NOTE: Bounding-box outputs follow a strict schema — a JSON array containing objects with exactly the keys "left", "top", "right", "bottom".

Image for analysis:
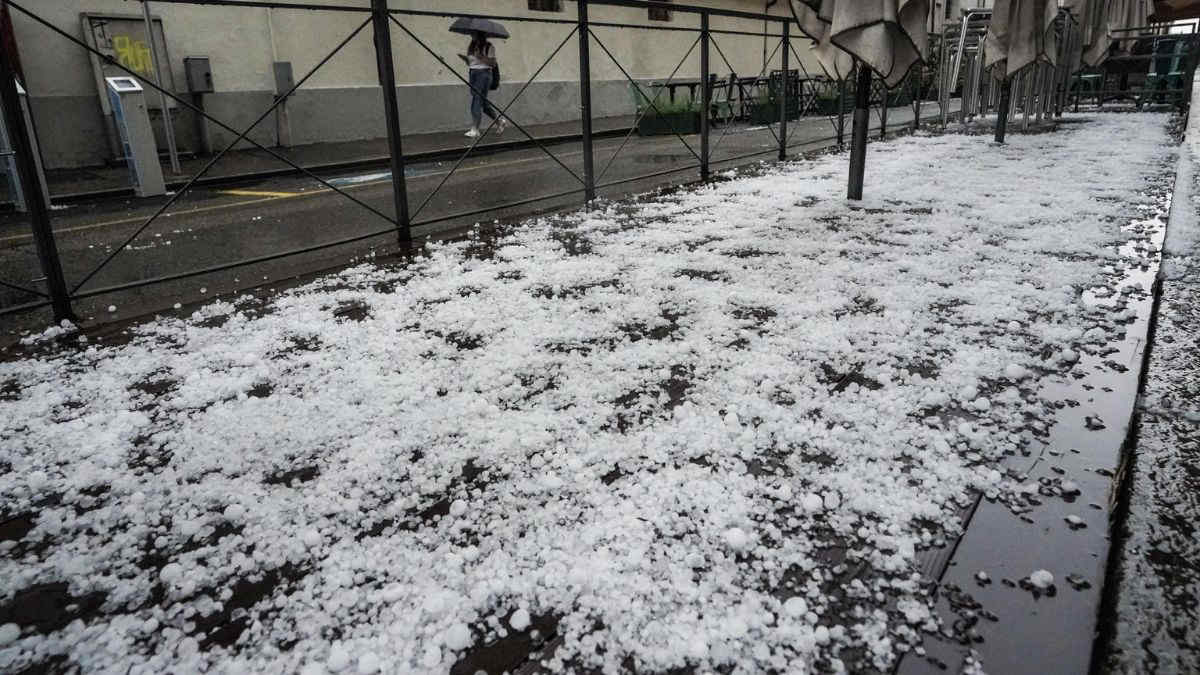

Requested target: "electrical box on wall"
[
  {"left": 184, "top": 56, "right": 214, "bottom": 93},
  {"left": 273, "top": 62, "right": 294, "bottom": 96}
]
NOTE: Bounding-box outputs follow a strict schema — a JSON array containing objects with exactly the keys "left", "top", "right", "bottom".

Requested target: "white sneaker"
[{"left": 465, "top": 127, "right": 480, "bottom": 138}]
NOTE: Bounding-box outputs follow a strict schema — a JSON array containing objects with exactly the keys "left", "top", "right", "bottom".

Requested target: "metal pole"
[
  {"left": 779, "top": 20, "right": 789, "bottom": 160},
  {"left": 371, "top": 0, "right": 410, "bottom": 245},
  {"left": 578, "top": 0, "right": 596, "bottom": 201},
  {"left": 837, "top": 75, "right": 847, "bottom": 145},
  {"left": 847, "top": 62, "right": 872, "bottom": 200},
  {"left": 0, "top": 25, "right": 73, "bottom": 321},
  {"left": 700, "top": 11, "right": 710, "bottom": 180},
  {"left": 141, "top": 1, "right": 180, "bottom": 174},
  {"left": 994, "top": 76, "right": 1011, "bottom": 143},
  {"left": 879, "top": 75, "right": 888, "bottom": 140}
]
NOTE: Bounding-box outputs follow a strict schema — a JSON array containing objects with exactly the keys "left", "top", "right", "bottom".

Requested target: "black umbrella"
[{"left": 449, "top": 17, "right": 510, "bottom": 39}]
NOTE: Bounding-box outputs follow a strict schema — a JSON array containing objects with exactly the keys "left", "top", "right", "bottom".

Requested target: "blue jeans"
[{"left": 469, "top": 68, "right": 498, "bottom": 128}]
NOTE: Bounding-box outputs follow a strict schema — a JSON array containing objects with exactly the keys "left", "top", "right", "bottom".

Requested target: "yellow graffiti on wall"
[{"left": 112, "top": 35, "right": 154, "bottom": 75}]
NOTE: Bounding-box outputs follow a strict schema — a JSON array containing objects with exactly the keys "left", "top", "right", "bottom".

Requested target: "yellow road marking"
[
  {"left": 0, "top": 147, "right": 586, "bottom": 244},
  {"left": 219, "top": 189, "right": 301, "bottom": 198}
]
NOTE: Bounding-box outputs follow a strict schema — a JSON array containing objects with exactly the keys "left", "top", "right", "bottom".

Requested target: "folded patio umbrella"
[
  {"left": 448, "top": 17, "right": 510, "bottom": 39},
  {"left": 790, "top": 1, "right": 855, "bottom": 80},
  {"left": 788, "top": 0, "right": 932, "bottom": 201},
  {"left": 984, "top": 0, "right": 1059, "bottom": 78},
  {"left": 1064, "top": 0, "right": 1111, "bottom": 68},
  {"left": 789, "top": 0, "right": 929, "bottom": 87}
]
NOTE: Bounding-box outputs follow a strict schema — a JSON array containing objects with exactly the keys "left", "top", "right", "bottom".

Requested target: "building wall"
[{"left": 11, "top": 0, "right": 819, "bottom": 169}]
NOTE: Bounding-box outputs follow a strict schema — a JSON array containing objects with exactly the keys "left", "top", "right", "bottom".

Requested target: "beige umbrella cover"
[
  {"left": 789, "top": 0, "right": 929, "bottom": 87},
  {"left": 1064, "top": 0, "right": 1111, "bottom": 68},
  {"left": 984, "top": 0, "right": 1059, "bottom": 78}
]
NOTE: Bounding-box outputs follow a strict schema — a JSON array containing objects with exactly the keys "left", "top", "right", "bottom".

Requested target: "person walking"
[{"left": 462, "top": 31, "right": 507, "bottom": 138}]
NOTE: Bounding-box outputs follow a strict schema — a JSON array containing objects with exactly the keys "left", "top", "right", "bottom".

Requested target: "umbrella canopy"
[
  {"left": 1064, "top": 0, "right": 1111, "bottom": 68},
  {"left": 448, "top": 17, "right": 510, "bottom": 39},
  {"left": 983, "top": 0, "right": 1059, "bottom": 78},
  {"left": 788, "top": 0, "right": 929, "bottom": 87}
]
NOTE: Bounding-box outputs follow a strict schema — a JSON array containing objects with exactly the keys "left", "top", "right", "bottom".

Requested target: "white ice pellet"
[
  {"left": 449, "top": 499, "right": 468, "bottom": 517},
  {"left": 223, "top": 503, "right": 245, "bottom": 520},
  {"left": 802, "top": 493, "right": 824, "bottom": 513},
  {"left": 0, "top": 623, "right": 20, "bottom": 647},
  {"left": 823, "top": 492, "right": 841, "bottom": 510},
  {"left": 510, "top": 608, "right": 531, "bottom": 631},
  {"left": 1061, "top": 480, "right": 1081, "bottom": 495},
  {"left": 814, "top": 625, "right": 831, "bottom": 644},
  {"left": 724, "top": 527, "right": 750, "bottom": 550},
  {"left": 356, "top": 652, "right": 380, "bottom": 674},
  {"left": 421, "top": 645, "right": 442, "bottom": 668},
  {"left": 1005, "top": 364, "right": 1028, "bottom": 380},
  {"left": 972, "top": 397, "right": 991, "bottom": 411},
  {"left": 159, "top": 563, "right": 183, "bottom": 584},
  {"left": 326, "top": 644, "right": 351, "bottom": 672},
  {"left": 107, "top": 305, "right": 117, "bottom": 313},
  {"left": 301, "top": 529, "right": 323, "bottom": 549},
  {"left": 784, "top": 597, "right": 808, "bottom": 618},
  {"left": 1030, "top": 569, "right": 1054, "bottom": 589},
  {"left": 444, "top": 622, "right": 472, "bottom": 651}
]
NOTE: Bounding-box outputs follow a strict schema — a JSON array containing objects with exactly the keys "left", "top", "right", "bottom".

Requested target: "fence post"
[
  {"left": 578, "top": 0, "right": 596, "bottom": 201},
  {"left": 779, "top": 19, "right": 789, "bottom": 161},
  {"left": 700, "top": 11, "right": 710, "bottom": 181},
  {"left": 0, "top": 26, "right": 73, "bottom": 321},
  {"left": 371, "top": 0, "right": 410, "bottom": 245}
]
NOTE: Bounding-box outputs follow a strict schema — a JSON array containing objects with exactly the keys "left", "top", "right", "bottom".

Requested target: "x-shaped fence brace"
[
  {"left": 0, "top": 278, "right": 45, "bottom": 298},
  {"left": 8, "top": 0, "right": 412, "bottom": 298},
  {"left": 390, "top": 14, "right": 592, "bottom": 225},
  {"left": 593, "top": 34, "right": 701, "bottom": 184},
  {"left": 589, "top": 30, "right": 704, "bottom": 174},
  {"left": 707, "top": 33, "right": 785, "bottom": 154},
  {"left": 390, "top": 18, "right": 585, "bottom": 224}
]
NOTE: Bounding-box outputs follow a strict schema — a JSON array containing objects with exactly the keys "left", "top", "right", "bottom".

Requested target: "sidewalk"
[
  {"left": 1100, "top": 81, "right": 1200, "bottom": 673},
  {"left": 0, "top": 110, "right": 1174, "bottom": 675},
  {"left": 44, "top": 115, "right": 639, "bottom": 200}
]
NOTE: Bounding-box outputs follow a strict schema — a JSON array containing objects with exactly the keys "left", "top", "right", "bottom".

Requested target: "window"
[
  {"left": 528, "top": 0, "right": 563, "bottom": 11},
  {"left": 649, "top": 0, "right": 672, "bottom": 22}
]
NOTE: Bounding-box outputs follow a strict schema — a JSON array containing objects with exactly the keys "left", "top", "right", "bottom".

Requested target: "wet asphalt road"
[{"left": 0, "top": 102, "right": 949, "bottom": 340}]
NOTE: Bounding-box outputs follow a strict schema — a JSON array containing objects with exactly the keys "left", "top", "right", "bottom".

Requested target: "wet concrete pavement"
[
  {"left": 898, "top": 159, "right": 1176, "bottom": 675},
  {"left": 1100, "top": 112, "right": 1200, "bottom": 673},
  {"left": 0, "top": 101, "right": 952, "bottom": 341}
]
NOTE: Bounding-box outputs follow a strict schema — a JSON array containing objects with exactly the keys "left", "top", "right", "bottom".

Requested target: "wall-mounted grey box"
[
  {"left": 273, "top": 62, "right": 294, "bottom": 95},
  {"left": 184, "top": 56, "right": 213, "bottom": 93}
]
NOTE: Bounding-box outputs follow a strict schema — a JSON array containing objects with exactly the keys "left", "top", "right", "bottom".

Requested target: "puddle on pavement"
[{"left": 900, "top": 171, "right": 1176, "bottom": 674}]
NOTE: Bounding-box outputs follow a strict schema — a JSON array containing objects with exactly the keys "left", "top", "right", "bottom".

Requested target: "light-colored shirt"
[{"left": 468, "top": 42, "right": 495, "bottom": 70}]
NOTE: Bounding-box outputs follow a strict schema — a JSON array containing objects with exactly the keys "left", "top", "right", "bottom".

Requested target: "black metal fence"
[{"left": 0, "top": 0, "right": 941, "bottom": 322}]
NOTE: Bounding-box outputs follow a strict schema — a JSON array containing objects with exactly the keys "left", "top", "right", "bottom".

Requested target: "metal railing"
[{"left": 0, "top": 0, "right": 944, "bottom": 321}]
